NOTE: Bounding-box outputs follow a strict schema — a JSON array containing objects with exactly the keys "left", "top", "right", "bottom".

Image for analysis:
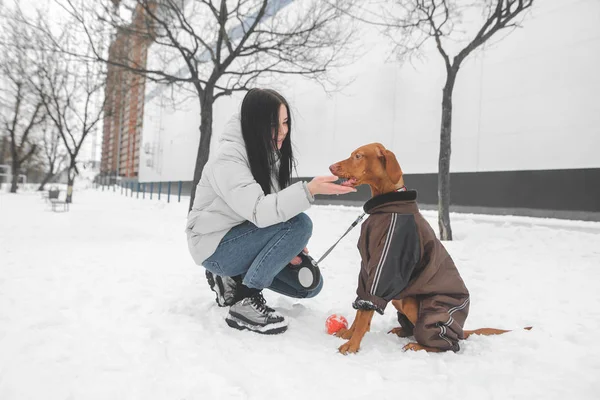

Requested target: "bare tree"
[
  {"left": 58, "top": 0, "right": 356, "bottom": 209},
  {"left": 37, "top": 121, "right": 67, "bottom": 191},
  {"left": 0, "top": 9, "right": 46, "bottom": 193},
  {"left": 350, "top": 0, "right": 533, "bottom": 240},
  {"left": 34, "top": 18, "right": 107, "bottom": 203}
]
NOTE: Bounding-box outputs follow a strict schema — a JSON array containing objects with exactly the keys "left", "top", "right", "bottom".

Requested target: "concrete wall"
[{"left": 138, "top": 0, "right": 600, "bottom": 200}]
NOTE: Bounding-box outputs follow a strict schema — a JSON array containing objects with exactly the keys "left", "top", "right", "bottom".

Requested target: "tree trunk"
[
  {"left": 38, "top": 169, "right": 55, "bottom": 191},
  {"left": 189, "top": 87, "right": 215, "bottom": 211},
  {"left": 10, "top": 157, "right": 19, "bottom": 193},
  {"left": 0, "top": 136, "right": 7, "bottom": 166},
  {"left": 66, "top": 165, "right": 75, "bottom": 203},
  {"left": 438, "top": 70, "right": 458, "bottom": 241}
]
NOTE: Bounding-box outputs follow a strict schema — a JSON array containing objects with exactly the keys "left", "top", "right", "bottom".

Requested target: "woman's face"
[{"left": 273, "top": 104, "right": 289, "bottom": 150}]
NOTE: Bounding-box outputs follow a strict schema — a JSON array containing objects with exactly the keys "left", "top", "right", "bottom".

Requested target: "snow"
[{"left": 1, "top": 190, "right": 599, "bottom": 399}]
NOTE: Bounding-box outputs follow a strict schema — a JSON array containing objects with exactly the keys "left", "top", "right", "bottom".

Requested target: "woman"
[{"left": 186, "top": 88, "right": 356, "bottom": 334}]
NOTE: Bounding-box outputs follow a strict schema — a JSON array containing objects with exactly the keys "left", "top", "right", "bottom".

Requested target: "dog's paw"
[
  {"left": 402, "top": 342, "right": 426, "bottom": 352},
  {"left": 388, "top": 327, "right": 411, "bottom": 338},
  {"left": 402, "top": 342, "right": 443, "bottom": 352},
  {"left": 335, "top": 327, "right": 354, "bottom": 340},
  {"left": 338, "top": 340, "right": 360, "bottom": 355}
]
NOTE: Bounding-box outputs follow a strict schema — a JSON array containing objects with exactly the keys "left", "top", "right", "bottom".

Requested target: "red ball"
[{"left": 326, "top": 314, "right": 348, "bottom": 335}]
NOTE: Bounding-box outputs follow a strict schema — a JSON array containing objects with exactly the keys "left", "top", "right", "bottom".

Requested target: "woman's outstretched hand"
[{"left": 307, "top": 175, "right": 357, "bottom": 196}]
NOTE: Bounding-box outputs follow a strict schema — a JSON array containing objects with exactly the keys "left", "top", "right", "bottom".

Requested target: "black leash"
[
  {"left": 291, "top": 211, "right": 366, "bottom": 290},
  {"left": 316, "top": 212, "right": 366, "bottom": 265}
]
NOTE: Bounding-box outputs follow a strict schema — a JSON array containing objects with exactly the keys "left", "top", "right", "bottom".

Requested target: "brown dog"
[{"left": 329, "top": 143, "right": 530, "bottom": 354}]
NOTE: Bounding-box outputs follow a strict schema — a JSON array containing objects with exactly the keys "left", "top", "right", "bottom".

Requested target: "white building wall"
[{"left": 139, "top": 0, "right": 600, "bottom": 183}]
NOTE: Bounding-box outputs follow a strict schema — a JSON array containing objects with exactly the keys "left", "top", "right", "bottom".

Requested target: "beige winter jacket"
[{"left": 186, "top": 115, "right": 315, "bottom": 265}]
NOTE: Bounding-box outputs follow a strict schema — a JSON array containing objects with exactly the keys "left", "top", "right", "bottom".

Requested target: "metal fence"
[{"left": 97, "top": 180, "right": 185, "bottom": 203}]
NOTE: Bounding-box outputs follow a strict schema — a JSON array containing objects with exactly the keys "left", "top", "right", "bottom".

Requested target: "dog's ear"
[{"left": 376, "top": 145, "right": 403, "bottom": 183}]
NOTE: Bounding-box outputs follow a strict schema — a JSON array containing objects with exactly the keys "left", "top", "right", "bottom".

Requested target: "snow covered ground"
[{"left": 1, "top": 190, "right": 599, "bottom": 399}]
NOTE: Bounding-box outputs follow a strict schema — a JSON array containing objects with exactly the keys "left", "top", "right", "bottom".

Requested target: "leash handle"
[{"left": 316, "top": 212, "right": 366, "bottom": 265}]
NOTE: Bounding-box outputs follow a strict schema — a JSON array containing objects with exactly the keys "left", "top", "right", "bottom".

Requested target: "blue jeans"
[{"left": 203, "top": 213, "right": 323, "bottom": 299}]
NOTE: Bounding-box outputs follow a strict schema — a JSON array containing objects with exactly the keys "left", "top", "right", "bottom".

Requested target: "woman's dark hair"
[{"left": 240, "top": 88, "right": 294, "bottom": 195}]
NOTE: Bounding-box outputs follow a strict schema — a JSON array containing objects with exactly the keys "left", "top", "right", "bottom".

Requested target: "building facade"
[{"left": 101, "top": 5, "right": 151, "bottom": 182}]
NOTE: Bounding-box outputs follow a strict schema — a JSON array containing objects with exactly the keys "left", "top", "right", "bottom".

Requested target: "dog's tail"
[{"left": 463, "top": 326, "right": 532, "bottom": 339}]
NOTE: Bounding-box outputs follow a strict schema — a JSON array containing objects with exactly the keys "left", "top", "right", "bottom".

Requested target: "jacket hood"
[
  {"left": 220, "top": 114, "right": 244, "bottom": 145},
  {"left": 220, "top": 113, "right": 282, "bottom": 167}
]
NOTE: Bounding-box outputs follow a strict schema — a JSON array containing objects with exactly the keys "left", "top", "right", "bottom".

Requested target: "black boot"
[{"left": 205, "top": 270, "right": 241, "bottom": 307}]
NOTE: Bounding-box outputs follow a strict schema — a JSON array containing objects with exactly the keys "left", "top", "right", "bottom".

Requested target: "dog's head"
[{"left": 329, "top": 143, "right": 403, "bottom": 192}]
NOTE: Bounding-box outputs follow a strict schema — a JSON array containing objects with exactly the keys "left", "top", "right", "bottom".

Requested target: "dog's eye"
[{"left": 355, "top": 154, "right": 362, "bottom": 159}]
